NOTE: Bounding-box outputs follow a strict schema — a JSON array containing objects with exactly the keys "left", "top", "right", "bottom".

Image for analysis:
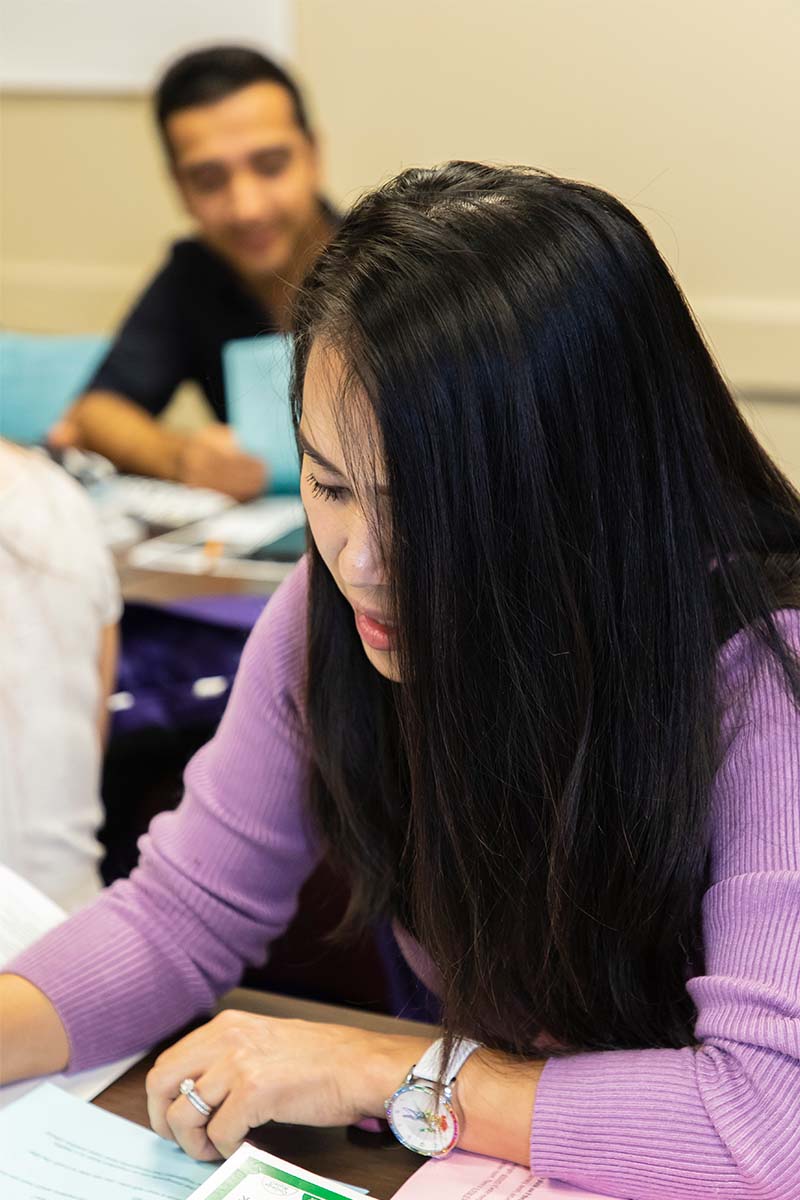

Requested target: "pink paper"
[{"left": 392, "top": 1149, "right": 624, "bottom": 1199}]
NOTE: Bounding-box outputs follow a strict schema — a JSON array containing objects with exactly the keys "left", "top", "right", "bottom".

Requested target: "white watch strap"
[{"left": 413, "top": 1036, "right": 480, "bottom": 1085}]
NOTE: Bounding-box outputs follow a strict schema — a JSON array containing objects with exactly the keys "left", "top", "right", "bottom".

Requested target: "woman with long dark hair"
[{"left": 3, "top": 163, "right": 800, "bottom": 1199}]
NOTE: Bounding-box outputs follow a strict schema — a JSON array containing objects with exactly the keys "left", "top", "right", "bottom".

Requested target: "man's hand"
[
  {"left": 47, "top": 394, "right": 268, "bottom": 501},
  {"left": 48, "top": 412, "right": 83, "bottom": 449},
  {"left": 177, "top": 424, "right": 268, "bottom": 501}
]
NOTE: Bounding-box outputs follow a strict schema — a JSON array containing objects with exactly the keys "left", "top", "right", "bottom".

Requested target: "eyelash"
[{"left": 306, "top": 472, "right": 344, "bottom": 503}]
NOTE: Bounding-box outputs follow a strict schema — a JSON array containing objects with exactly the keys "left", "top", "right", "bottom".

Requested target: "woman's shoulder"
[
  {"left": 251, "top": 554, "right": 310, "bottom": 647},
  {"left": 1, "top": 445, "right": 101, "bottom": 554},
  {"left": 711, "top": 607, "right": 800, "bottom": 878},
  {"left": 240, "top": 555, "right": 311, "bottom": 725},
  {"left": 717, "top": 607, "right": 800, "bottom": 693},
  {"left": 715, "top": 606, "right": 800, "bottom": 738},
  {"left": 0, "top": 445, "right": 121, "bottom": 624},
  {"left": 1, "top": 444, "right": 96, "bottom": 527}
]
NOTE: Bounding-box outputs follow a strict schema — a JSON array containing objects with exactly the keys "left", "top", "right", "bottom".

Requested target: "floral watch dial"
[{"left": 384, "top": 1081, "right": 459, "bottom": 1157}]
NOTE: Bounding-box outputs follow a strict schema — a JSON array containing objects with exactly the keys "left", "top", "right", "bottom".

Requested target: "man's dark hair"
[{"left": 155, "top": 45, "right": 313, "bottom": 156}]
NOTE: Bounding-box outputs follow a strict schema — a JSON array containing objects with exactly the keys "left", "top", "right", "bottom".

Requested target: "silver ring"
[{"left": 179, "top": 1077, "right": 213, "bottom": 1119}]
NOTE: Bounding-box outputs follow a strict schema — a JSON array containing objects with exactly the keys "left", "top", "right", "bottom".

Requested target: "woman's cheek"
[{"left": 305, "top": 501, "right": 341, "bottom": 575}]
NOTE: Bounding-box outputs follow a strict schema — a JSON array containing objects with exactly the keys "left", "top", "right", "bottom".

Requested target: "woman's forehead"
[
  {"left": 301, "top": 340, "right": 385, "bottom": 485},
  {"left": 300, "top": 343, "right": 351, "bottom": 462},
  {"left": 304, "top": 337, "right": 346, "bottom": 394},
  {"left": 301, "top": 341, "right": 347, "bottom": 434}
]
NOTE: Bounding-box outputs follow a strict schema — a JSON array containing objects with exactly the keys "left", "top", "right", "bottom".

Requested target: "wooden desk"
[
  {"left": 93, "top": 988, "right": 435, "bottom": 1198},
  {"left": 117, "top": 559, "right": 282, "bottom": 605}
]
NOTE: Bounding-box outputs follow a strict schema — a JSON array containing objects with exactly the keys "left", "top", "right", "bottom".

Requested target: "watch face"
[{"left": 385, "top": 1081, "right": 458, "bottom": 1158}]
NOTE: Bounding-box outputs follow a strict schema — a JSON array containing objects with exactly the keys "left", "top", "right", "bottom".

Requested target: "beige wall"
[
  {"left": 2, "top": 0, "right": 798, "bottom": 472},
  {"left": 1, "top": 93, "right": 187, "bottom": 332},
  {"left": 297, "top": 0, "right": 799, "bottom": 394}
]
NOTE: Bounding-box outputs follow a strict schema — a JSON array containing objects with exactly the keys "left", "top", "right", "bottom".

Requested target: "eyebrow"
[
  {"left": 178, "top": 144, "right": 293, "bottom": 175},
  {"left": 297, "top": 431, "right": 347, "bottom": 478},
  {"left": 297, "top": 430, "right": 391, "bottom": 495},
  {"left": 250, "top": 145, "right": 292, "bottom": 161}
]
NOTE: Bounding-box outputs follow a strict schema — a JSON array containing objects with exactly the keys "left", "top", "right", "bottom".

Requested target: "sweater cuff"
[
  {"left": 7, "top": 895, "right": 215, "bottom": 1073},
  {"left": 529, "top": 1046, "right": 730, "bottom": 1199}
]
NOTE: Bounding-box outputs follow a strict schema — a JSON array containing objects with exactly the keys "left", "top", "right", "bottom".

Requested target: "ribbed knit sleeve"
[
  {"left": 7, "top": 558, "right": 319, "bottom": 1072},
  {"left": 530, "top": 610, "right": 800, "bottom": 1200}
]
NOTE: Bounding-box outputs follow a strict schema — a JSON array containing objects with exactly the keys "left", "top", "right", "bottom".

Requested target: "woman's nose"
[{"left": 339, "top": 515, "right": 385, "bottom": 589}]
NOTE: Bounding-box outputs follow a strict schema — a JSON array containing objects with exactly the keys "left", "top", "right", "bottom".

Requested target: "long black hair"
[{"left": 291, "top": 162, "right": 800, "bottom": 1056}]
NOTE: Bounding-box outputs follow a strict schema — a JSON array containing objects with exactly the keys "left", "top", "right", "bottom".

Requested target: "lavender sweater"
[{"left": 10, "top": 558, "right": 800, "bottom": 1199}]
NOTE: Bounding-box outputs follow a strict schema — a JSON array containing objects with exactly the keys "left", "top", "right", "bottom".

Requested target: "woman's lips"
[{"left": 354, "top": 608, "right": 397, "bottom": 652}]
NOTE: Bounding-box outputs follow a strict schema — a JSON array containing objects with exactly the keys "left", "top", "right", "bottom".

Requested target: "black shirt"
[{"left": 88, "top": 239, "right": 274, "bottom": 422}]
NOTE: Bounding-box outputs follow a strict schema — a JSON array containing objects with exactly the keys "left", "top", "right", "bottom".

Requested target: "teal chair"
[
  {"left": 0, "top": 331, "right": 110, "bottom": 445},
  {"left": 223, "top": 334, "right": 300, "bottom": 494}
]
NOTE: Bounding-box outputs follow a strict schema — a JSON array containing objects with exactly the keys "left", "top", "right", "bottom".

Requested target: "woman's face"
[{"left": 299, "top": 340, "right": 400, "bottom": 682}]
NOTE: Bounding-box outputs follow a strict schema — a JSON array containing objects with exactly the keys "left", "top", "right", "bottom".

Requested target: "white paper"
[
  {"left": 0, "top": 1083, "right": 215, "bottom": 1198},
  {"left": 0, "top": 865, "right": 142, "bottom": 1110},
  {"left": 190, "top": 497, "right": 306, "bottom": 552},
  {"left": 0, "top": 1053, "right": 144, "bottom": 1112},
  {"left": 0, "top": 864, "right": 65, "bottom": 963},
  {"left": 128, "top": 496, "right": 305, "bottom": 569}
]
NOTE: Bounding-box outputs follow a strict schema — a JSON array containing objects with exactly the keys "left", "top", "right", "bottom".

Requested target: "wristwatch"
[{"left": 384, "top": 1037, "right": 480, "bottom": 1157}]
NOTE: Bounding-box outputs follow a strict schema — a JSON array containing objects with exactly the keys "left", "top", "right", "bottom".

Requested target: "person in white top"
[{"left": 0, "top": 441, "right": 120, "bottom": 911}]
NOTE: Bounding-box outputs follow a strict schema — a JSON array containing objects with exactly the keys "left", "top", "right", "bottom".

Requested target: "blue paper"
[
  {"left": 223, "top": 334, "right": 300, "bottom": 494},
  {"left": 0, "top": 1082, "right": 215, "bottom": 1198},
  {"left": 0, "top": 331, "right": 109, "bottom": 445}
]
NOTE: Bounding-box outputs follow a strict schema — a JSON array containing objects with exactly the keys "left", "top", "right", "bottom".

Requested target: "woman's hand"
[{"left": 146, "top": 1009, "right": 432, "bottom": 1161}]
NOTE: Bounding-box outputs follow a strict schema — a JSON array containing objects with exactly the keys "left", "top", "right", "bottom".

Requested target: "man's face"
[{"left": 166, "top": 81, "right": 322, "bottom": 281}]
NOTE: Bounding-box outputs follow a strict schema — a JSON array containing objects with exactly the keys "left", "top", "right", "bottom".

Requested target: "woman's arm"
[
  {"left": 0, "top": 976, "right": 69, "bottom": 1083},
  {"left": 457, "top": 1050, "right": 545, "bottom": 1163},
  {"left": 2, "top": 560, "right": 318, "bottom": 1077},
  {"left": 96, "top": 622, "right": 119, "bottom": 747}
]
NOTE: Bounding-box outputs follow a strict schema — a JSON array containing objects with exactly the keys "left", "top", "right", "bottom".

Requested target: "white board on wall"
[{"left": 0, "top": 0, "right": 295, "bottom": 92}]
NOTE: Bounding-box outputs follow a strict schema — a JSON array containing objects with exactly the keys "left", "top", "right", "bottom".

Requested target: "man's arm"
[
  {"left": 51, "top": 392, "right": 267, "bottom": 500},
  {"left": 51, "top": 391, "right": 187, "bottom": 480},
  {"left": 48, "top": 246, "right": 265, "bottom": 498}
]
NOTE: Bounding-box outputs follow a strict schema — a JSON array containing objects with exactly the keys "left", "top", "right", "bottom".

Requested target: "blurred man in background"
[{"left": 50, "top": 46, "right": 336, "bottom": 499}]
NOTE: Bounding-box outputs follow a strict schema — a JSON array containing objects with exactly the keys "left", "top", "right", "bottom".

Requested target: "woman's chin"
[{"left": 362, "top": 640, "right": 402, "bottom": 682}]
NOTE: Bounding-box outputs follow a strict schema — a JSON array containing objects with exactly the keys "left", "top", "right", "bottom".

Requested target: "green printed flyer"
[{"left": 189, "top": 1142, "right": 366, "bottom": 1200}]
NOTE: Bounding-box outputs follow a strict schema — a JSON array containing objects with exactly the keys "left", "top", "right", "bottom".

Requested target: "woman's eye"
[{"left": 306, "top": 472, "right": 344, "bottom": 502}]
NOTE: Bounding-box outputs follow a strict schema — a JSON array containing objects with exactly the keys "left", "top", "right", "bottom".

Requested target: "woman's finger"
[
  {"left": 206, "top": 1076, "right": 271, "bottom": 1162},
  {"left": 146, "top": 1069, "right": 179, "bottom": 1142},
  {"left": 146, "top": 1025, "right": 227, "bottom": 1139},
  {"left": 164, "top": 1068, "right": 231, "bottom": 1162}
]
